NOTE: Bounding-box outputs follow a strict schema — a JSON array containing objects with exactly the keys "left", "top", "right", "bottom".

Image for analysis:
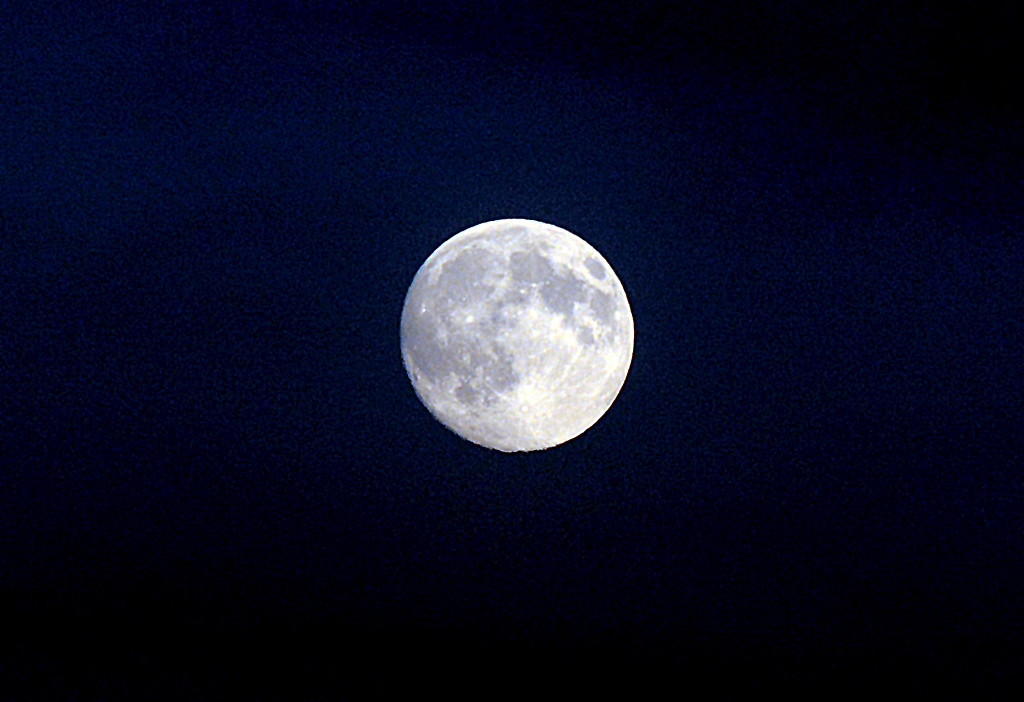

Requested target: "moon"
[{"left": 400, "top": 219, "right": 633, "bottom": 452}]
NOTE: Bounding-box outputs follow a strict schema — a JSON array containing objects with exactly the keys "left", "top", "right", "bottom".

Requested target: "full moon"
[{"left": 400, "top": 219, "right": 633, "bottom": 452}]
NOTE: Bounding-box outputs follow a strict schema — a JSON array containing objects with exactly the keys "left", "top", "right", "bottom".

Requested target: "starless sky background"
[{"left": 2, "top": 0, "right": 1023, "bottom": 696}]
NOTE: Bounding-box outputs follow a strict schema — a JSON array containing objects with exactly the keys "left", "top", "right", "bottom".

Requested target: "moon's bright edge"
[{"left": 401, "top": 219, "right": 633, "bottom": 451}]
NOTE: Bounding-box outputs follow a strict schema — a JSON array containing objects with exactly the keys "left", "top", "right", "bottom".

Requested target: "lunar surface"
[{"left": 400, "top": 219, "right": 633, "bottom": 451}]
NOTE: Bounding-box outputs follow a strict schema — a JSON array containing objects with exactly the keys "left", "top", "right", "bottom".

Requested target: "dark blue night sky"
[{"left": 2, "top": 1, "right": 1023, "bottom": 696}]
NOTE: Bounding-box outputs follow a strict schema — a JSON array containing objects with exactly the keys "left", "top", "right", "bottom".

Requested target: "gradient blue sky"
[{"left": 2, "top": 1, "right": 1022, "bottom": 696}]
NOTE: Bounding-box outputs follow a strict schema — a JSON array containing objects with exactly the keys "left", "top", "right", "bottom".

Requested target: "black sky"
[{"left": 2, "top": 0, "right": 1023, "bottom": 696}]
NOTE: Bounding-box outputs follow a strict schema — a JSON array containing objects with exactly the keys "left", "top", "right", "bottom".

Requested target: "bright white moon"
[{"left": 400, "top": 219, "right": 633, "bottom": 451}]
